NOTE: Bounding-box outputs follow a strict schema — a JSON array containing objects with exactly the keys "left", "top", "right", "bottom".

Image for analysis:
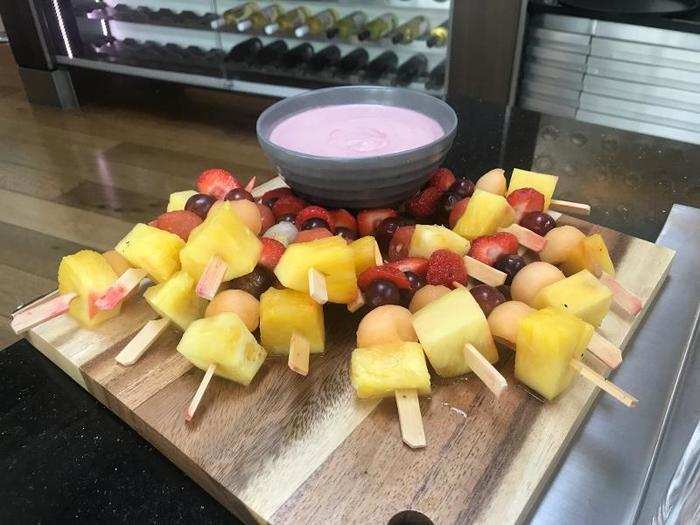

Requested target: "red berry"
[
  {"left": 426, "top": 249, "right": 468, "bottom": 287},
  {"left": 259, "top": 187, "right": 293, "bottom": 208},
  {"left": 329, "top": 209, "right": 357, "bottom": 233},
  {"left": 429, "top": 167, "right": 457, "bottom": 192},
  {"left": 387, "top": 257, "right": 428, "bottom": 276},
  {"left": 259, "top": 237, "right": 285, "bottom": 270},
  {"left": 467, "top": 232, "right": 519, "bottom": 266},
  {"left": 295, "top": 206, "right": 335, "bottom": 233},
  {"left": 357, "top": 265, "right": 411, "bottom": 291},
  {"left": 356, "top": 208, "right": 398, "bottom": 237},
  {"left": 294, "top": 228, "right": 333, "bottom": 243},
  {"left": 506, "top": 187, "right": 545, "bottom": 222},
  {"left": 448, "top": 197, "right": 470, "bottom": 228},
  {"left": 257, "top": 203, "right": 275, "bottom": 233},
  {"left": 149, "top": 210, "right": 202, "bottom": 241},
  {"left": 407, "top": 187, "right": 442, "bottom": 218},
  {"left": 272, "top": 195, "right": 306, "bottom": 219},
  {"left": 196, "top": 168, "right": 241, "bottom": 200},
  {"left": 388, "top": 225, "right": 415, "bottom": 261}
]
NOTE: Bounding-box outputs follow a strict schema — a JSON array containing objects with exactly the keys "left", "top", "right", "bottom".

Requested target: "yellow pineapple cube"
[
  {"left": 561, "top": 234, "right": 615, "bottom": 277},
  {"left": 177, "top": 312, "right": 267, "bottom": 386},
  {"left": 274, "top": 236, "right": 357, "bottom": 304},
  {"left": 350, "top": 342, "right": 431, "bottom": 399},
  {"left": 166, "top": 190, "right": 198, "bottom": 212},
  {"left": 58, "top": 250, "right": 121, "bottom": 328},
  {"left": 412, "top": 288, "right": 498, "bottom": 377},
  {"left": 144, "top": 271, "right": 206, "bottom": 331},
  {"left": 409, "top": 224, "right": 470, "bottom": 258},
  {"left": 349, "top": 236, "right": 381, "bottom": 275},
  {"left": 507, "top": 168, "right": 559, "bottom": 209},
  {"left": 453, "top": 189, "right": 515, "bottom": 240},
  {"left": 533, "top": 269, "right": 612, "bottom": 326},
  {"left": 514, "top": 307, "right": 593, "bottom": 400},
  {"left": 260, "top": 288, "right": 325, "bottom": 355},
  {"left": 180, "top": 201, "right": 262, "bottom": 282},
  {"left": 115, "top": 223, "right": 184, "bottom": 283}
]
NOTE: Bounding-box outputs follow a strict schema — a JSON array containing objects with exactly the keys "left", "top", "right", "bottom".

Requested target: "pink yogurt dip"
[{"left": 269, "top": 104, "right": 444, "bottom": 158}]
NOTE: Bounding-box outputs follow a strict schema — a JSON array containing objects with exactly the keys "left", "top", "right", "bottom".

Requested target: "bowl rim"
[{"left": 256, "top": 85, "right": 458, "bottom": 166}]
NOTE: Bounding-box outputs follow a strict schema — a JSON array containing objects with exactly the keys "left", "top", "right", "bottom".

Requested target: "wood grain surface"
[{"left": 26, "top": 212, "right": 674, "bottom": 525}]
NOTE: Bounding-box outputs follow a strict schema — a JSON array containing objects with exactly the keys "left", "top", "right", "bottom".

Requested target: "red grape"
[
  {"left": 470, "top": 284, "right": 506, "bottom": 316},
  {"left": 185, "top": 193, "right": 215, "bottom": 219},
  {"left": 494, "top": 254, "right": 526, "bottom": 285},
  {"left": 301, "top": 218, "right": 330, "bottom": 231},
  {"left": 336, "top": 227, "right": 357, "bottom": 242},
  {"left": 229, "top": 266, "right": 274, "bottom": 298},
  {"left": 450, "top": 178, "right": 475, "bottom": 199},
  {"left": 225, "top": 188, "right": 254, "bottom": 202},
  {"left": 520, "top": 212, "right": 556, "bottom": 236},
  {"left": 365, "top": 279, "right": 401, "bottom": 309}
]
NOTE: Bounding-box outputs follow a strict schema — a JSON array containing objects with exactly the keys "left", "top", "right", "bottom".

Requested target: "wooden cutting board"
[{"left": 25, "top": 212, "right": 674, "bottom": 525}]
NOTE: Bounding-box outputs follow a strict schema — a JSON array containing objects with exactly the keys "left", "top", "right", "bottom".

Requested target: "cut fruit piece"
[
  {"left": 349, "top": 236, "right": 382, "bottom": 276},
  {"left": 561, "top": 233, "right": 615, "bottom": 277},
  {"left": 196, "top": 168, "right": 241, "bottom": 200},
  {"left": 115, "top": 223, "right": 185, "bottom": 283},
  {"left": 453, "top": 189, "right": 515, "bottom": 240},
  {"left": 167, "top": 190, "right": 198, "bottom": 212},
  {"left": 259, "top": 288, "right": 325, "bottom": 355},
  {"left": 467, "top": 232, "right": 519, "bottom": 266},
  {"left": 144, "top": 271, "right": 206, "bottom": 331},
  {"left": 408, "top": 224, "right": 470, "bottom": 258},
  {"left": 507, "top": 169, "right": 559, "bottom": 210}
]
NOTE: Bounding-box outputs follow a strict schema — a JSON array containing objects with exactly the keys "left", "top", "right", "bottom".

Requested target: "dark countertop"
[{"left": 1, "top": 99, "right": 699, "bottom": 524}]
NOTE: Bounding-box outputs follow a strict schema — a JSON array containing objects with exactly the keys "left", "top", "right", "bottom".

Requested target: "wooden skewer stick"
[
  {"left": 499, "top": 224, "right": 547, "bottom": 252},
  {"left": 588, "top": 332, "right": 623, "bottom": 369},
  {"left": 599, "top": 272, "right": 643, "bottom": 316},
  {"left": 570, "top": 359, "right": 637, "bottom": 407},
  {"left": 11, "top": 289, "right": 60, "bottom": 318},
  {"left": 10, "top": 292, "right": 77, "bottom": 334},
  {"left": 549, "top": 199, "right": 591, "bottom": 216},
  {"left": 115, "top": 318, "right": 171, "bottom": 366},
  {"left": 288, "top": 331, "right": 311, "bottom": 376},
  {"left": 394, "top": 389, "right": 426, "bottom": 449},
  {"left": 95, "top": 268, "right": 148, "bottom": 311},
  {"left": 196, "top": 255, "right": 227, "bottom": 300},
  {"left": 308, "top": 267, "right": 328, "bottom": 305},
  {"left": 244, "top": 176, "right": 256, "bottom": 193},
  {"left": 185, "top": 363, "right": 217, "bottom": 422},
  {"left": 347, "top": 290, "right": 365, "bottom": 313},
  {"left": 463, "top": 343, "right": 508, "bottom": 398},
  {"left": 463, "top": 256, "right": 507, "bottom": 287}
]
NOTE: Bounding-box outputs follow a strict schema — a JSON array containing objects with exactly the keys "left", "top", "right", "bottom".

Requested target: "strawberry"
[
  {"left": 294, "top": 228, "right": 333, "bottom": 243},
  {"left": 196, "top": 168, "right": 241, "bottom": 200},
  {"left": 506, "top": 187, "right": 545, "bottom": 222},
  {"left": 429, "top": 167, "right": 456, "bottom": 192},
  {"left": 257, "top": 203, "right": 275, "bottom": 233},
  {"left": 387, "top": 257, "right": 428, "bottom": 276},
  {"left": 426, "top": 249, "right": 468, "bottom": 287},
  {"left": 259, "top": 187, "right": 293, "bottom": 208},
  {"left": 358, "top": 265, "right": 411, "bottom": 291},
  {"left": 295, "top": 205, "right": 335, "bottom": 232},
  {"left": 448, "top": 197, "right": 470, "bottom": 228},
  {"left": 357, "top": 208, "right": 398, "bottom": 237},
  {"left": 407, "top": 187, "right": 442, "bottom": 218},
  {"left": 272, "top": 195, "right": 306, "bottom": 219},
  {"left": 388, "top": 225, "right": 415, "bottom": 261},
  {"left": 467, "top": 232, "right": 519, "bottom": 266},
  {"left": 149, "top": 210, "right": 202, "bottom": 241},
  {"left": 259, "top": 237, "right": 285, "bottom": 270},
  {"left": 329, "top": 209, "right": 357, "bottom": 233}
]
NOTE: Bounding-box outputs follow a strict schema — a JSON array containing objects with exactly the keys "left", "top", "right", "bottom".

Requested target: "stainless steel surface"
[
  {"left": 591, "top": 37, "right": 700, "bottom": 71},
  {"left": 583, "top": 76, "right": 700, "bottom": 114},
  {"left": 530, "top": 204, "right": 700, "bottom": 525},
  {"left": 586, "top": 56, "right": 700, "bottom": 92},
  {"left": 576, "top": 110, "right": 700, "bottom": 145}
]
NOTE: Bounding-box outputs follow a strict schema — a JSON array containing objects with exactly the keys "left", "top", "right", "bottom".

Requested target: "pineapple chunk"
[
  {"left": 144, "top": 271, "right": 205, "bottom": 331},
  {"left": 453, "top": 189, "right": 515, "bottom": 240},
  {"left": 260, "top": 288, "right": 325, "bottom": 355},
  {"left": 350, "top": 342, "right": 431, "bottom": 399},
  {"left": 166, "top": 190, "right": 198, "bottom": 212},
  {"left": 561, "top": 234, "right": 615, "bottom": 277},
  {"left": 58, "top": 250, "right": 121, "bottom": 328},
  {"left": 177, "top": 312, "right": 267, "bottom": 386},
  {"left": 412, "top": 288, "right": 498, "bottom": 377},
  {"left": 275, "top": 236, "right": 357, "bottom": 304},
  {"left": 409, "top": 225, "right": 470, "bottom": 258},
  {"left": 507, "top": 168, "right": 559, "bottom": 209},
  {"left": 115, "top": 223, "right": 184, "bottom": 283},
  {"left": 514, "top": 307, "right": 593, "bottom": 400},
  {"left": 180, "top": 201, "right": 262, "bottom": 282},
  {"left": 349, "top": 236, "right": 381, "bottom": 276},
  {"left": 533, "top": 269, "right": 612, "bottom": 326}
]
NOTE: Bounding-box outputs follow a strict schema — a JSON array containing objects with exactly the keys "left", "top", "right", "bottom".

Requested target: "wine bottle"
[
  {"left": 391, "top": 16, "right": 430, "bottom": 44},
  {"left": 426, "top": 60, "right": 446, "bottom": 90},
  {"left": 395, "top": 53, "right": 428, "bottom": 86},
  {"left": 308, "top": 45, "right": 341, "bottom": 71},
  {"left": 365, "top": 50, "right": 398, "bottom": 79},
  {"left": 214, "top": 2, "right": 259, "bottom": 29},
  {"left": 237, "top": 4, "right": 283, "bottom": 32},
  {"left": 295, "top": 9, "right": 339, "bottom": 38},
  {"left": 255, "top": 39, "right": 288, "bottom": 66},
  {"left": 358, "top": 13, "right": 397, "bottom": 41},
  {"left": 337, "top": 48, "right": 369, "bottom": 74},
  {"left": 264, "top": 7, "right": 310, "bottom": 35},
  {"left": 281, "top": 42, "right": 314, "bottom": 68},
  {"left": 426, "top": 21, "right": 449, "bottom": 48},
  {"left": 326, "top": 11, "right": 367, "bottom": 39},
  {"left": 226, "top": 37, "right": 262, "bottom": 63}
]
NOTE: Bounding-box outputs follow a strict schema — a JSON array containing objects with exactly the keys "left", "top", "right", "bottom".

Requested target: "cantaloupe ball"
[
  {"left": 539, "top": 225, "right": 585, "bottom": 265},
  {"left": 487, "top": 301, "right": 535, "bottom": 346},
  {"left": 356, "top": 305, "right": 418, "bottom": 348},
  {"left": 228, "top": 200, "right": 262, "bottom": 235},
  {"left": 205, "top": 289, "right": 260, "bottom": 331},
  {"left": 102, "top": 250, "right": 131, "bottom": 276},
  {"left": 408, "top": 284, "right": 451, "bottom": 313},
  {"left": 475, "top": 168, "right": 507, "bottom": 195},
  {"left": 510, "top": 261, "right": 564, "bottom": 306}
]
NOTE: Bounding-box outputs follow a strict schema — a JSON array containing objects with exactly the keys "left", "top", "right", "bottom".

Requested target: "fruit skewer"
[{"left": 505, "top": 168, "right": 590, "bottom": 216}]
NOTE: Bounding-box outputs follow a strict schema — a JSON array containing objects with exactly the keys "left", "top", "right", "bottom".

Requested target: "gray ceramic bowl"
[{"left": 256, "top": 86, "right": 458, "bottom": 209}]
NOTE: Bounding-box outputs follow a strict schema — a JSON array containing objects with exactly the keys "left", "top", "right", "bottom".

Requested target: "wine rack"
[{"left": 49, "top": 0, "right": 453, "bottom": 98}]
